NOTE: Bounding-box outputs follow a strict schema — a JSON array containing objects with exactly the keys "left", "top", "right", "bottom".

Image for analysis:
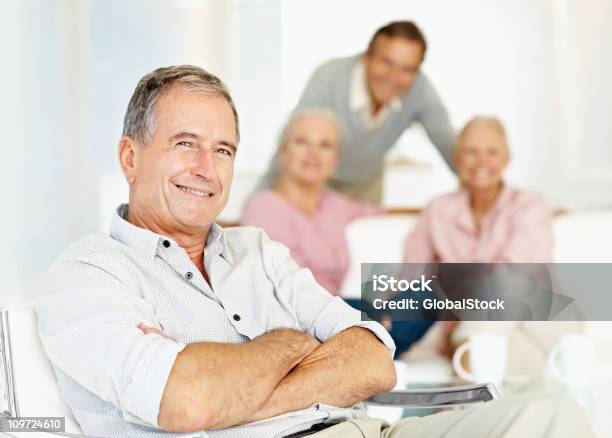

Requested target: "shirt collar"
[
  {"left": 349, "top": 57, "right": 402, "bottom": 113},
  {"left": 205, "top": 221, "right": 234, "bottom": 265},
  {"left": 109, "top": 204, "right": 233, "bottom": 264},
  {"left": 454, "top": 184, "right": 513, "bottom": 232}
]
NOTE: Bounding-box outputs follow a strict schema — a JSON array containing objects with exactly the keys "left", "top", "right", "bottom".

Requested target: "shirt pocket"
[
  {"left": 155, "top": 293, "right": 239, "bottom": 344},
  {"left": 263, "top": 293, "right": 301, "bottom": 333},
  {"left": 215, "top": 267, "right": 300, "bottom": 340}
]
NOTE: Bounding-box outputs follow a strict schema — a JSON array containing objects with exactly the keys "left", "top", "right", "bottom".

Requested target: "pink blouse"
[
  {"left": 241, "top": 190, "right": 384, "bottom": 294},
  {"left": 404, "top": 185, "right": 553, "bottom": 263}
]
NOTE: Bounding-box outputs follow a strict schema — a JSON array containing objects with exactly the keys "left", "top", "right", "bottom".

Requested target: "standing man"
[{"left": 261, "top": 21, "right": 454, "bottom": 202}]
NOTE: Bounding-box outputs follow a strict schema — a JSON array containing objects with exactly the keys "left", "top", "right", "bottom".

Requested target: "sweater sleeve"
[
  {"left": 414, "top": 74, "right": 456, "bottom": 172},
  {"left": 294, "top": 61, "right": 336, "bottom": 110}
]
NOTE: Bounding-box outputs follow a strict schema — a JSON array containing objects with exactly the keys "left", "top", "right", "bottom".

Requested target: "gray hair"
[
  {"left": 122, "top": 65, "right": 240, "bottom": 145},
  {"left": 456, "top": 116, "right": 509, "bottom": 152},
  {"left": 277, "top": 108, "right": 343, "bottom": 152}
]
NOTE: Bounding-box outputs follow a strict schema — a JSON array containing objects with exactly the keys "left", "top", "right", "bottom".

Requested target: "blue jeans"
[{"left": 344, "top": 298, "right": 434, "bottom": 359}]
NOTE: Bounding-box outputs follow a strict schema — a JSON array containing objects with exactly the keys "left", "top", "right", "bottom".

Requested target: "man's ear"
[{"left": 118, "top": 136, "right": 138, "bottom": 184}]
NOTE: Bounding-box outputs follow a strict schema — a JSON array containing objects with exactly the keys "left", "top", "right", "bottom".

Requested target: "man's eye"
[
  {"left": 216, "top": 148, "right": 233, "bottom": 157},
  {"left": 176, "top": 142, "right": 194, "bottom": 149}
]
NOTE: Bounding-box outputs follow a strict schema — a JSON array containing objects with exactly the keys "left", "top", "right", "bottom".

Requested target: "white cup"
[
  {"left": 547, "top": 334, "right": 594, "bottom": 389},
  {"left": 452, "top": 333, "right": 508, "bottom": 386}
]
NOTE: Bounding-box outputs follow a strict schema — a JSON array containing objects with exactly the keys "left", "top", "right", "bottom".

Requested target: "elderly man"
[
  {"left": 259, "top": 21, "right": 455, "bottom": 202},
  {"left": 37, "top": 65, "right": 593, "bottom": 438}
]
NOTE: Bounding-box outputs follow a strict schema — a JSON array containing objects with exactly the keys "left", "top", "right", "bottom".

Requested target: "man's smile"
[{"left": 172, "top": 182, "right": 217, "bottom": 198}]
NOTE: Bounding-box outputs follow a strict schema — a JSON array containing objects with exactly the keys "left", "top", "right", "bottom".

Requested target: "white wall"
[
  {"left": 2, "top": 0, "right": 612, "bottom": 300},
  {"left": 281, "top": 0, "right": 559, "bottom": 201},
  {"left": 1, "top": 0, "right": 26, "bottom": 308}
]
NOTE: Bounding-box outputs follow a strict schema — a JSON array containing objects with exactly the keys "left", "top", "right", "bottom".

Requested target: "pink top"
[
  {"left": 404, "top": 185, "right": 553, "bottom": 263},
  {"left": 241, "top": 190, "right": 384, "bottom": 294}
]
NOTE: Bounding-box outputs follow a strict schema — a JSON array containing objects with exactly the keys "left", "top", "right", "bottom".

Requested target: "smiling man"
[
  {"left": 119, "top": 80, "right": 238, "bottom": 279},
  {"left": 258, "top": 21, "right": 455, "bottom": 202},
  {"left": 36, "top": 66, "right": 593, "bottom": 438},
  {"left": 36, "top": 65, "right": 397, "bottom": 438}
]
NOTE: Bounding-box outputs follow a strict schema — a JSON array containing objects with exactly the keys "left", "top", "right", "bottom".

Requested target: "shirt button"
[
  {"left": 185, "top": 271, "right": 193, "bottom": 280},
  {"left": 162, "top": 240, "right": 170, "bottom": 248},
  {"left": 233, "top": 314, "right": 241, "bottom": 322}
]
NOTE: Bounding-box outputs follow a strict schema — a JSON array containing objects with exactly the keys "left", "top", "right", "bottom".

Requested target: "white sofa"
[{"left": 340, "top": 210, "right": 612, "bottom": 296}]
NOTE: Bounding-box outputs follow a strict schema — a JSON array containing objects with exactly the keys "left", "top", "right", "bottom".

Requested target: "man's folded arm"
[
  {"left": 256, "top": 234, "right": 398, "bottom": 421},
  {"left": 247, "top": 326, "right": 396, "bottom": 423},
  {"left": 157, "top": 328, "right": 319, "bottom": 432},
  {"left": 38, "top": 253, "right": 320, "bottom": 434}
]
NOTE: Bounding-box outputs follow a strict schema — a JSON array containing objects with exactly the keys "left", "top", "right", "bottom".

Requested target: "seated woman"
[
  {"left": 241, "top": 109, "right": 383, "bottom": 295},
  {"left": 404, "top": 116, "right": 579, "bottom": 373},
  {"left": 242, "top": 109, "right": 432, "bottom": 356},
  {"left": 405, "top": 116, "right": 552, "bottom": 263}
]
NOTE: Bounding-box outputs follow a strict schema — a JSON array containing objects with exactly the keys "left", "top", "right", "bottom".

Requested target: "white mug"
[
  {"left": 452, "top": 333, "right": 508, "bottom": 386},
  {"left": 547, "top": 334, "right": 594, "bottom": 389}
]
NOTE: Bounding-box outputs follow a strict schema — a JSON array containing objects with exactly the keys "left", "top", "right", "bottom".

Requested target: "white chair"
[{"left": 1, "top": 306, "right": 83, "bottom": 435}]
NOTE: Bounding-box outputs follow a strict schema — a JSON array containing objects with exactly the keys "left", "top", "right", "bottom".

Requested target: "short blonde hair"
[{"left": 456, "top": 116, "right": 509, "bottom": 153}]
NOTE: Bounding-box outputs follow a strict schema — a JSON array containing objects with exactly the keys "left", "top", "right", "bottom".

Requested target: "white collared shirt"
[
  {"left": 37, "top": 204, "right": 395, "bottom": 438},
  {"left": 349, "top": 58, "right": 403, "bottom": 130}
]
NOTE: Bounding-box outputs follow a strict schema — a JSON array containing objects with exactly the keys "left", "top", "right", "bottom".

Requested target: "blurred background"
[
  {"left": 1, "top": 0, "right": 611, "bottom": 302},
  {"left": 1, "top": 2, "right": 612, "bottom": 436}
]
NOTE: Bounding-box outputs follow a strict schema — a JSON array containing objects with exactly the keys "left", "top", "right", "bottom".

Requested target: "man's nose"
[
  {"left": 388, "top": 66, "right": 402, "bottom": 84},
  {"left": 191, "top": 147, "right": 215, "bottom": 179}
]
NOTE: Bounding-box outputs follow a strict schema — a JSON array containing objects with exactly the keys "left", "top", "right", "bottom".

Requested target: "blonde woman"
[
  {"left": 242, "top": 109, "right": 384, "bottom": 295},
  {"left": 404, "top": 117, "right": 579, "bottom": 373},
  {"left": 405, "top": 116, "right": 552, "bottom": 263}
]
